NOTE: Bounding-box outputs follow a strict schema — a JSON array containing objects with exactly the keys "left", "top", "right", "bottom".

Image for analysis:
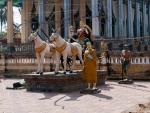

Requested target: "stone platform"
[{"left": 24, "top": 70, "right": 106, "bottom": 92}]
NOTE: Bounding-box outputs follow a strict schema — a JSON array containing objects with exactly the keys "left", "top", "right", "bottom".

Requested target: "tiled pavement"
[{"left": 0, "top": 79, "right": 150, "bottom": 113}]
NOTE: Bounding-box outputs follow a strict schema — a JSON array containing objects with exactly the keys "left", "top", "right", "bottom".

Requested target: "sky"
[
  {"left": 2, "top": 7, "right": 21, "bottom": 31},
  {"left": 13, "top": 7, "right": 21, "bottom": 25}
]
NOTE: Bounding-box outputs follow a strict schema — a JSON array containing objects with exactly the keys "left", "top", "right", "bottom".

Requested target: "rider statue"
[{"left": 77, "top": 20, "right": 93, "bottom": 52}]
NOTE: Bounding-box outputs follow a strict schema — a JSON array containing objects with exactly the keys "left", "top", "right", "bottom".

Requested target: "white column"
[
  {"left": 149, "top": 2, "right": 150, "bottom": 35},
  {"left": 38, "top": 0, "right": 45, "bottom": 40},
  {"left": 55, "top": 0, "right": 61, "bottom": 34},
  {"left": 123, "top": 4, "right": 127, "bottom": 37},
  {"left": 80, "top": 0, "right": 86, "bottom": 23},
  {"left": 135, "top": 1, "right": 140, "bottom": 37},
  {"left": 21, "top": 0, "right": 31, "bottom": 43},
  {"left": 112, "top": 1, "right": 118, "bottom": 37},
  {"left": 106, "top": 0, "right": 112, "bottom": 38},
  {"left": 127, "top": 0, "right": 133, "bottom": 38},
  {"left": 142, "top": 1, "right": 147, "bottom": 36},
  {"left": 64, "top": 0, "right": 70, "bottom": 39},
  {"left": 7, "top": 0, "right": 13, "bottom": 43},
  {"left": 92, "top": 0, "right": 100, "bottom": 37},
  {"left": 118, "top": 0, "right": 124, "bottom": 37}
]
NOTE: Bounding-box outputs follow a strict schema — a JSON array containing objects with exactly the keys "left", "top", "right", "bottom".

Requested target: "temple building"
[{"left": 0, "top": 0, "right": 150, "bottom": 43}]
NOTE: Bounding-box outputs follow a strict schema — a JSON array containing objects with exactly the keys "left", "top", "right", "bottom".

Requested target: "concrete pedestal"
[{"left": 24, "top": 70, "right": 107, "bottom": 92}]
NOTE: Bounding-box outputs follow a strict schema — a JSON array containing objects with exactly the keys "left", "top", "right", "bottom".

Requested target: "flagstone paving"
[{"left": 0, "top": 79, "right": 150, "bottom": 113}]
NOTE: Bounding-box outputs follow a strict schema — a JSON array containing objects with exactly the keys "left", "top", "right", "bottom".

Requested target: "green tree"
[{"left": 0, "top": 7, "right": 7, "bottom": 32}]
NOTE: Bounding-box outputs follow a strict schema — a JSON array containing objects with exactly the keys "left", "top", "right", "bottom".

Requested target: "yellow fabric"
[
  {"left": 83, "top": 49, "right": 97, "bottom": 83},
  {"left": 70, "top": 44, "right": 78, "bottom": 56},
  {"left": 55, "top": 42, "right": 67, "bottom": 53},
  {"left": 35, "top": 43, "right": 46, "bottom": 54}
]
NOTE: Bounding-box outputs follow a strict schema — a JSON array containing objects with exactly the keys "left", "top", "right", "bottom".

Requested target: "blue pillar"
[
  {"left": 64, "top": 0, "right": 70, "bottom": 40},
  {"left": 38, "top": 0, "right": 45, "bottom": 40},
  {"left": 149, "top": 2, "right": 150, "bottom": 35},
  {"left": 135, "top": 0, "right": 140, "bottom": 37},
  {"left": 106, "top": 0, "right": 112, "bottom": 38},
  {"left": 142, "top": 1, "right": 147, "bottom": 36},
  {"left": 92, "top": 0, "right": 100, "bottom": 37},
  {"left": 127, "top": 0, "right": 133, "bottom": 38},
  {"left": 118, "top": 0, "right": 124, "bottom": 37}
]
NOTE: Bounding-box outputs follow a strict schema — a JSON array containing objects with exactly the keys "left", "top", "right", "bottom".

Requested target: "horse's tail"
[
  {"left": 76, "top": 43, "right": 83, "bottom": 64},
  {"left": 76, "top": 43, "right": 82, "bottom": 51}
]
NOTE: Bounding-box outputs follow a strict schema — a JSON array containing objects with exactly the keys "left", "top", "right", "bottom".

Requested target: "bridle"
[
  {"left": 32, "top": 32, "right": 38, "bottom": 41},
  {"left": 51, "top": 34, "right": 58, "bottom": 42}
]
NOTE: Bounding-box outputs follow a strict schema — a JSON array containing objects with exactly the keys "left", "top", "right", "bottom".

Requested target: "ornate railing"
[
  {"left": 93, "top": 36, "right": 150, "bottom": 52},
  {"left": 0, "top": 42, "right": 35, "bottom": 55},
  {"left": 0, "top": 37, "right": 150, "bottom": 55}
]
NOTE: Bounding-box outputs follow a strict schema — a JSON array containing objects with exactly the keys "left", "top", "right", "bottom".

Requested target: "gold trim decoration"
[
  {"left": 35, "top": 43, "right": 46, "bottom": 54},
  {"left": 55, "top": 42, "right": 67, "bottom": 53},
  {"left": 49, "top": 45, "right": 56, "bottom": 53}
]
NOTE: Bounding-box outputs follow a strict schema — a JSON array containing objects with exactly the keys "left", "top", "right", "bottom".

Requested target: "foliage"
[
  {"left": 0, "top": 31, "right": 6, "bottom": 38},
  {"left": 0, "top": 7, "right": 7, "bottom": 32}
]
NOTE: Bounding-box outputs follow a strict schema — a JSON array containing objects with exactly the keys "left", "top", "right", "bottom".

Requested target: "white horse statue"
[
  {"left": 28, "top": 31, "right": 56, "bottom": 75},
  {"left": 49, "top": 33, "right": 83, "bottom": 74}
]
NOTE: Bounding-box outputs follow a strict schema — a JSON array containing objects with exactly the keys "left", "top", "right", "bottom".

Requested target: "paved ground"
[{"left": 0, "top": 79, "right": 150, "bottom": 113}]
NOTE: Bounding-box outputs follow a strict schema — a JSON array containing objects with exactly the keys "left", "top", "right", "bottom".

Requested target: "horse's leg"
[
  {"left": 40, "top": 52, "right": 45, "bottom": 75},
  {"left": 77, "top": 51, "right": 83, "bottom": 66},
  {"left": 36, "top": 53, "right": 41, "bottom": 74},
  {"left": 55, "top": 52, "right": 60, "bottom": 74},
  {"left": 70, "top": 56, "right": 76, "bottom": 73},
  {"left": 62, "top": 54, "right": 67, "bottom": 74}
]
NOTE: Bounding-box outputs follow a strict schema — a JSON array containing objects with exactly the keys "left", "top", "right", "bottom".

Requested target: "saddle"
[
  {"left": 55, "top": 42, "right": 67, "bottom": 53},
  {"left": 35, "top": 43, "right": 46, "bottom": 54}
]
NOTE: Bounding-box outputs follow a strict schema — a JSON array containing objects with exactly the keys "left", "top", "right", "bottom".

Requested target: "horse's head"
[
  {"left": 28, "top": 31, "right": 38, "bottom": 42},
  {"left": 49, "top": 33, "right": 60, "bottom": 42}
]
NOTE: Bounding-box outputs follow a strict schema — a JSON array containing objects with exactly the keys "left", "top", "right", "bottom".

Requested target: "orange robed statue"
[{"left": 83, "top": 42, "right": 97, "bottom": 89}]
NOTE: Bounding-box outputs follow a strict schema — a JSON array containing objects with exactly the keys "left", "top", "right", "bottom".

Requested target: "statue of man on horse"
[{"left": 77, "top": 20, "right": 93, "bottom": 52}]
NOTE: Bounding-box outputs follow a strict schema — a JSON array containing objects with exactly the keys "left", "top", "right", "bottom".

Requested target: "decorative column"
[
  {"left": 21, "top": 0, "right": 32, "bottom": 43},
  {"left": 92, "top": 0, "right": 100, "bottom": 37},
  {"left": 45, "top": 0, "right": 49, "bottom": 36},
  {"left": 142, "top": 0, "right": 147, "bottom": 36},
  {"left": 106, "top": 0, "right": 112, "bottom": 38},
  {"left": 38, "top": 0, "right": 45, "bottom": 40},
  {"left": 149, "top": 2, "right": 150, "bottom": 35},
  {"left": 118, "top": 0, "right": 124, "bottom": 37},
  {"left": 112, "top": 1, "right": 118, "bottom": 37},
  {"left": 135, "top": 0, "right": 140, "bottom": 37},
  {"left": 64, "top": 0, "right": 70, "bottom": 39},
  {"left": 7, "top": 0, "right": 13, "bottom": 43},
  {"left": 80, "top": 0, "right": 86, "bottom": 23},
  {"left": 123, "top": 4, "right": 127, "bottom": 37},
  {"left": 127, "top": 0, "right": 133, "bottom": 38},
  {"left": 55, "top": 0, "right": 61, "bottom": 34}
]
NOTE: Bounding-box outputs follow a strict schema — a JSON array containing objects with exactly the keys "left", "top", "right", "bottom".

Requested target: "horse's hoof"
[
  {"left": 40, "top": 72, "right": 43, "bottom": 75},
  {"left": 69, "top": 70, "right": 73, "bottom": 73},
  {"left": 63, "top": 71, "right": 66, "bottom": 74},
  {"left": 55, "top": 71, "right": 59, "bottom": 74},
  {"left": 36, "top": 72, "right": 40, "bottom": 74}
]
